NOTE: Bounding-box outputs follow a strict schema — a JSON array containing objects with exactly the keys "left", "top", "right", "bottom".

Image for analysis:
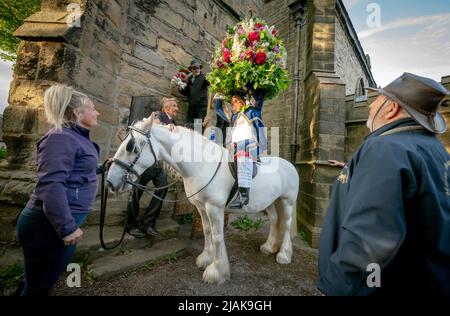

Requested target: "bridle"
[
  {"left": 112, "top": 124, "right": 158, "bottom": 183},
  {"left": 111, "top": 120, "right": 224, "bottom": 203}
]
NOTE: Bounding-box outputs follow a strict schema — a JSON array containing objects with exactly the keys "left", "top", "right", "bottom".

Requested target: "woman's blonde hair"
[
  {"left": 43, "top": 84, "right": 90, "bottom": 130},
  {"left": 161, "top": 97, "right": 177, "bottom": 110}
]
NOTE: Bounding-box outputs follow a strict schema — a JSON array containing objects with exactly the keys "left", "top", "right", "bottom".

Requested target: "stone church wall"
[{"left": 335, "top": 18, "right": 370, "bottom": 95}]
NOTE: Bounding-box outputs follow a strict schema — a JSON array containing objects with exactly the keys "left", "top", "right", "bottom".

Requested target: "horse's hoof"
[
  {"left": 260, "top": 243, "right": 277, "bottom": 255},
  {"left": 203, "top": 264, "right": 230, "bottom": 284},
  {"left": 276, "top": 252, "right": 291, "bottom": 264},
  {"left": 196, "top": 253, "right": 212, "bottom": 270}
]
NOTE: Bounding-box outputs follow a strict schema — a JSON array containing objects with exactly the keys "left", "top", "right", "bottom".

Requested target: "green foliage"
[
  {"left": 0, "top": 0, "right": 42, "bottom": 62},
  {"left": 231, "top": 215, "right": 263, "bottom": 231},
  {"left": 0, "top": 147, "right": 6, "bottom": 160},
  {"left": 0, "top": 264, "right": 23, "bottom": 289}
]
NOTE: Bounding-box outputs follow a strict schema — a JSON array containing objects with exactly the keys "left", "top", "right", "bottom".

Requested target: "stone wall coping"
[
  {"left": 305, "top": 71, "right": 346, "bottom": 86},
  {"left": 14, "top": 10, "right": 79, "bottom": 39}
]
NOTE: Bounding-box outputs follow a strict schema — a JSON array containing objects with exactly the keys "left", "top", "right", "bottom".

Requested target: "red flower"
[
  {"left": 255, "top": 52, "right": 266, "bottom": 64},
  {"left": 255, "top": 23, "right": 263, "bottom": 29},
  {"left": 246, "top": 50, "right": 255, "bottom": 60},
  {"left": 223, "top": 49, "right": 231, "bottom": 63},
  {"left": 272, "top": 29, "right": 278, "bottom": 36},
  {"left": 248, "top": 31, "right": 260, "bottom": 42}
]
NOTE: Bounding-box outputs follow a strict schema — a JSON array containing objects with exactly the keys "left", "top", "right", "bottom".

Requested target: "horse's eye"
[{"left": 126, "top": 138, "right": 135, "bottom": 153}]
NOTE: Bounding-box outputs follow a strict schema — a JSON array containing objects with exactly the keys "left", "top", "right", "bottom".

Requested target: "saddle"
[{"left": 226, "top": 161, "right": 259, "bottom": 206}]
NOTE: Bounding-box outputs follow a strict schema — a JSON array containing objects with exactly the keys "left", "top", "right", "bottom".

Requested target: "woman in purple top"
[{"left": 16, "top": 84, "right": 100, "bottom": 295}]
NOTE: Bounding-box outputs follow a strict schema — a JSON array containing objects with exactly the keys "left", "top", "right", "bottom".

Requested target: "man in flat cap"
[{"left": 318, "top": 73, "right": 450, "bottom": 296}]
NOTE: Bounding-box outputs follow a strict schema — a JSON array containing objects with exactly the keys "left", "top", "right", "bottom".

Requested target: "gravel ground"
[{"left": 52, "top": 222, "right": 321, "bottom": 296}]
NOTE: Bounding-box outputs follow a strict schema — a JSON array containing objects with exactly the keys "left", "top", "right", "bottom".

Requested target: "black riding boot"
[{"left": 228, "top": 187, "right": 250, "bottom": 209}]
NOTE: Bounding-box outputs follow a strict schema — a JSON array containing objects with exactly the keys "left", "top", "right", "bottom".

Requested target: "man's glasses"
[{"left": 191, "top": 66, "right": 200, "bottom": 70}]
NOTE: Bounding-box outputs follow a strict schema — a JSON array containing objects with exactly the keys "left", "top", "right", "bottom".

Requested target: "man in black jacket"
[
  {"left": 126, "top": 98, "right": 179, "bottom": 237},
  {"left": 179, "top": 59, "right": 209, "bottom": 130},
  {"left": 318, "top": 73, "right": 450, "bottom": 296}
]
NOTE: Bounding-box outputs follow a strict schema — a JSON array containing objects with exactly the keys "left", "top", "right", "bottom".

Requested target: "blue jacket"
[
  {"left": 318, "top": 118, "right": 450, "bottom": 296},
  {"left": 215, "top": 91, "right": 267, "bottom": 154},
  {"left": 26, "top": 123, "right": 100, "bottom": 238}
]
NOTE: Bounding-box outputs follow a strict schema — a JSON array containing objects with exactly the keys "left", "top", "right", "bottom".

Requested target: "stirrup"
[
  {"left": 227, "top": 188, "right": 249, "bottom": 209},
  {"left": 228, "top": 195, "right": 243, "bottom": 209}
]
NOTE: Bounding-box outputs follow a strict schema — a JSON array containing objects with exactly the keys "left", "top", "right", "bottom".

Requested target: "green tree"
[{"left": 0, "top": 0, "right": 42, "bottom": 62}]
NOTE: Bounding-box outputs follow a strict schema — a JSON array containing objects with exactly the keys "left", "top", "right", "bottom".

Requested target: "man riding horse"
[{"left": 214, "top": 89, "right": 266, "bottom": 208}]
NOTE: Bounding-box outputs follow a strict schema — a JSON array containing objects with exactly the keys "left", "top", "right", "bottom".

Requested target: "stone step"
[
  {"left": 90, "top": 238, "right": 188, "bottom": 279},
  {"left": 76, "top": 217, "right": 180, "bottom": 261}
]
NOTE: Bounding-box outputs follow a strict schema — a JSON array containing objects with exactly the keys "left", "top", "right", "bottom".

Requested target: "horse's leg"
[
  {"left": 260, "top": 203, "right": 281, "bottom": 255},
  {"left": 275, "top": 197, "right": 294, "bottom": 264},
  {"left": 195, "top": 206, "right": 214, "bottom": 270},
  {"left": 202, "top": 204, "right": 230, "bottom": 284}
]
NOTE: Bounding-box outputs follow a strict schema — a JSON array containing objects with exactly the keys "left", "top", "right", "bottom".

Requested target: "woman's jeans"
[{"left": 16, "top": 208, "right": 89, "bottom": 296}]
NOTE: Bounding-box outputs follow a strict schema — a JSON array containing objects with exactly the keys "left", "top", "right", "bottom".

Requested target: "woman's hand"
[
  {"left": 106, "top": 158, "right": 114, "bottom": 166},
  {"left": 62, "top": 228, "right": 83, "bottom": 246}
]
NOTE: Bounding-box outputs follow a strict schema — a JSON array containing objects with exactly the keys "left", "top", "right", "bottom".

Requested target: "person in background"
[
  {"left": 16, "top": 84, "right": 101, "bottom": 296},
  {"left": 318, "top": 73, "right": 450, "bottom": 296},
  {"left": 178, "top": 59, "right": 210, "bottom": 130},
  {"left": 125, "top": 97, "right": 179, "bottom": 238}
]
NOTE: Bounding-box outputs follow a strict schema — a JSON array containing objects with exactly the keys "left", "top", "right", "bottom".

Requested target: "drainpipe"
[{"left": 288, "top": 0, "right": 307, "bottom": 164}]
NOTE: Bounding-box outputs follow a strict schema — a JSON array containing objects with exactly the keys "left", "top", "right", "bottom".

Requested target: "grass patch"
[
  {"left": 166, "top": 251, "right": 178, "bottom": 264},
  {"left": 176, "top": 213, "right": 193, "bottom": 224},
  {"left": 0, "top": 264, "right": 23, "bottom": 289},
  {"left": 0, "top": 147, "right": 6, "bottom": 160},
  {"left": 231, "top": 215, "right": 263, "bottom": 231},
  {"left": 299, "top": 230, "right": 308, "bottom": 242},
  {"left": 77, "top": 253, "right": 98, "bottom": 285}
]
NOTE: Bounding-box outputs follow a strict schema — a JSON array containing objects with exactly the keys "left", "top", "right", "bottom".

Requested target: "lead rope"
[{"left": 99, "top": 160, "right": 128, "bottom": 250}]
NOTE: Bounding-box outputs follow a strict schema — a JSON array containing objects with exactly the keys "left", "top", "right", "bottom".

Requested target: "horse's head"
[{"left": 106, "top": 117, "right": 158, "bottom": 192}]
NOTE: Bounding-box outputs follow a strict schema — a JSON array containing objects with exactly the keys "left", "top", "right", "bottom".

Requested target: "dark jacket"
[
  {"left": 318, "top": 118, "right": 450, "bottom": 296},
  {"left": 179, "top": 73, "right": 209, "bottom": 108},
  {"left": 26, "top": 123, "right": 99, "bottom": 238},
  {"left": 157, "top": 110, "right": 176, "bottom": 125}
]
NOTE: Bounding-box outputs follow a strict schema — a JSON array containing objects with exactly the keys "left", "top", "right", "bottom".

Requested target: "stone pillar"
[
  {"left": 0, "top": 0, "right": 129, "bottom": 243},
  {"left": 0, "top": 1, "right": 91, "bottom": 242},
  {"left": 296, "top": 0, "right": 346, "bottom": 248}
]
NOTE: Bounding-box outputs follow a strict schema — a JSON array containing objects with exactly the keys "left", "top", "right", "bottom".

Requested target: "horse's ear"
[{"left": 143, "top": 113, "right": 155, "bottom": 131}]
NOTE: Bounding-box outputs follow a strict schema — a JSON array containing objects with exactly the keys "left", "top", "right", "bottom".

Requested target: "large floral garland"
[{"left": 207, "top": 18, "right": 290, "bottom": 101}]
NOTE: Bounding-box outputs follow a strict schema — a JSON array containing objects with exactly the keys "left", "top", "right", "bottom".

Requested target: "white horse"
[{"left": 106, "top": 118, "right": 299, "bottom": 284}]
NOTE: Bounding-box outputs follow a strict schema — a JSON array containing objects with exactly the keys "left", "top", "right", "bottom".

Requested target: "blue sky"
[
  {"left": 343, "top": 0, "right": 450, "bottom": 87},
  {"left": 1, "top": 0, "right": 450, "bottom": 113}
]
